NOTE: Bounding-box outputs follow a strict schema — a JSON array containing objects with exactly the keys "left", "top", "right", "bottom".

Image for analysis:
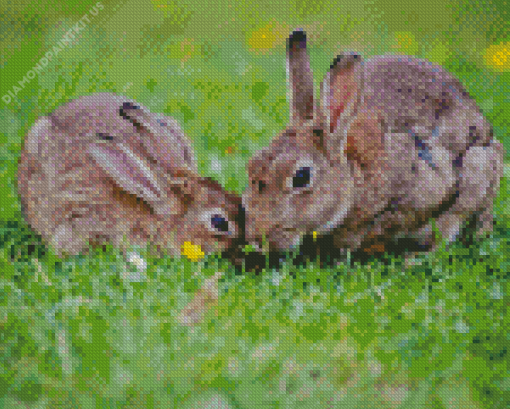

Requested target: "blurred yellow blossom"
[
  {"left": 484, "top": 43, "right": 510, "bottom": 71},
  {"left": 392, "top": 32, "right": 419, "bottom": 55},
  {"left": 248, "top": 21, "right": 286, "bottom": 51},
  {"left": 182, "top": 241, "right": 205, "bottom": 261}
]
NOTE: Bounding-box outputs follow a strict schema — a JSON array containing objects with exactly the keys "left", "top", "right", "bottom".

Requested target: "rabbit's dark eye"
[
  {"left": 258, "top": 181, "right": 266, "bottom": 193},
  {"left": 293, "top": 167, "right": 311, "bottom": 188},
  {"left": 211, "top": 215, "right": 229, "bottom": 232}
]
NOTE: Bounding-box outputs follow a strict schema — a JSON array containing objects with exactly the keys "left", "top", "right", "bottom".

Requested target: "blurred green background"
[{"left": 0, "top": 0, "right": 509, "bottom": 407}]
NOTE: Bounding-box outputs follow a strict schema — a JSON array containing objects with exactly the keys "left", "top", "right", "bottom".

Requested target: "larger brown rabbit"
[
  {"left": 243, "top": 30, "right": 504, "bottom": 256},
  {"left": 17, "top": 93, "right": 245, "bottom": 257}
]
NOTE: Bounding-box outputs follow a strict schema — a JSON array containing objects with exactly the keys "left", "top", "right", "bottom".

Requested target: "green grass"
[
  {"left": 1, "top": 213, "right": 510, "bottom": 407},
  {"left": 1, "top": 0, "right": 509, "bottom": 407}
]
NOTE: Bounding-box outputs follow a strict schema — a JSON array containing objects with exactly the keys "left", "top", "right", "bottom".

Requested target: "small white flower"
[
  {"left": 376, "top": 288, "right": 385, "bottom": 300},
  {"left": 271, "top": 271, "right": 284, "bottom": 286},
  {"left": 127, "top": 252, "right": 147, "bottom": 272}
]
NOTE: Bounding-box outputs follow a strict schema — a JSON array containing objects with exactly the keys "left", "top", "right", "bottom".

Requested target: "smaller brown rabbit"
[
  {"left": 243, "top": 30, "right": 504, "bottom": 256},
  {"left": 17, "top": 93, "right": 245, "bottom": 258}
]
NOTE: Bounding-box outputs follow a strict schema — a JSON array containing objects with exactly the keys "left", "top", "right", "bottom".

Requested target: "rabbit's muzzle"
[{"left": 245, "top": 213, "right": 301, "bottom": 251}]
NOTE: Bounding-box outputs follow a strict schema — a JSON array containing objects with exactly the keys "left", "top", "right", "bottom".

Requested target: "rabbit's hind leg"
[
  {"left": 408, "top": 140, "right": 504, "bottom": 252},
  {"left": 398, "top": 213, "right": 465, "bottom": 268},
  {"left": 50, "top": 207, "right": 108, "bottom": 256},
  {"left": 451, "top": 141, "right": 503, "bottom": 245},
  {"left": 456, "top": 143, "right": 503, "bottom": 217},
  {"left": 410, "top": 212, "right": 467, "bottom": 251}
]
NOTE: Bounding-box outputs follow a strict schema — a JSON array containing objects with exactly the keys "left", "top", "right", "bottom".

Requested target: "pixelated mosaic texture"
[{"left": 1, "top": 0, "right": 509, "bottom": 407}]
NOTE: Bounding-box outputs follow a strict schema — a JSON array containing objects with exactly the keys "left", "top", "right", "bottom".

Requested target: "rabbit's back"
[
  {"left": 18, "top": 107, "right": 155, "bottom": 253},
  {"left": 50, "top": 94, "right": 139, "bottom": 138},
  {"left": 361, "top": 55, "right": 491, "bottom": 153},
  {"left": 362, "top": 56, "right": 473, "bottom": 120}
]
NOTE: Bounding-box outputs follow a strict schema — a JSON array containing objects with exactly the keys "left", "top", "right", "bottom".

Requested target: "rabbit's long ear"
[
  {"left": 119, "top": 102, "right": 198, "bottom": 173},
  {"left": 320, "top": 54, "right": 363, "bottom": 135},
  {"left": 87, "top": 141, "right": 182, "bottom": 216},
  {"left": 287, "top": 30, "right": 314, "bottom": 123}
]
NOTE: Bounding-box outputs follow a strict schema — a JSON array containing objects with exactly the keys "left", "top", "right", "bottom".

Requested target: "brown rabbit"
[
  {"left": 243, "top": 30, "right": 504, "bottom": 256},
  {"left": 17, "top": 93, "right": 245, "bottom": 257}
]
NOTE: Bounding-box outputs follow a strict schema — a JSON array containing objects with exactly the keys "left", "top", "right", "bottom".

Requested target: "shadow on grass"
[{"left": 242, "top": 214, "right": 510, "bottom": 274}]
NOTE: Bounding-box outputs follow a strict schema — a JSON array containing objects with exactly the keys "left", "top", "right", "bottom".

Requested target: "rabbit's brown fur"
[
  {"left": 18, "top": 93, "right": 245, "bottom": 257},
  {"left": 243, "top": 30, "right": 504, "bottom": 256}
]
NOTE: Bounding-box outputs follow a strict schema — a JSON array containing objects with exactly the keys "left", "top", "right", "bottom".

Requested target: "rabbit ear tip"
[{"left": 288, "top": 30, "right": 307, "bottom": 47}]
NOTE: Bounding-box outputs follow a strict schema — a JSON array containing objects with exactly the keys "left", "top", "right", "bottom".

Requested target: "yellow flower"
[
  {"left": 392, "top": 32, "right": 419, "bottom": 55},
  {"left": 313, "top": 231, "right": 318, "bottom": 241},
  {"left": 248, "top": 22, "right": 286, "bottom": 50},
  {"left": 484, "top": 43, "right": 510, "bottom": 71},
  {"left": 182, "top": 241, "right": 204, "bottom": 261}
]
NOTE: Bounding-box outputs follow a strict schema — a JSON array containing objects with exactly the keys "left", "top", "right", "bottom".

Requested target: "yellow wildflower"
[
  {"left": 248, "top": 22, "right": 286, "bottom": 50},
  {"left": 392, "top": 32, "right": 418, "bottom": 55},
  {"left": 182, "top": 241, "right": 204, "bottom": 261},
  {"left": 484, "top": 43, "right": 510, "bottom": 71}
]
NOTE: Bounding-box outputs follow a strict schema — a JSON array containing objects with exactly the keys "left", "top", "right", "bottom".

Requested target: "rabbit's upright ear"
[
  {"left": 287, "top": 30, "right": 314, "bottom": 123},
  {"left": 320, "top": 54, "right": 363, "bottom": 135},
  {"left": 87, "top": 141, "right": 183, "bottom": 216},
  {"left": 119, "top": 102, "right": 198, "bottom": 173}
]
